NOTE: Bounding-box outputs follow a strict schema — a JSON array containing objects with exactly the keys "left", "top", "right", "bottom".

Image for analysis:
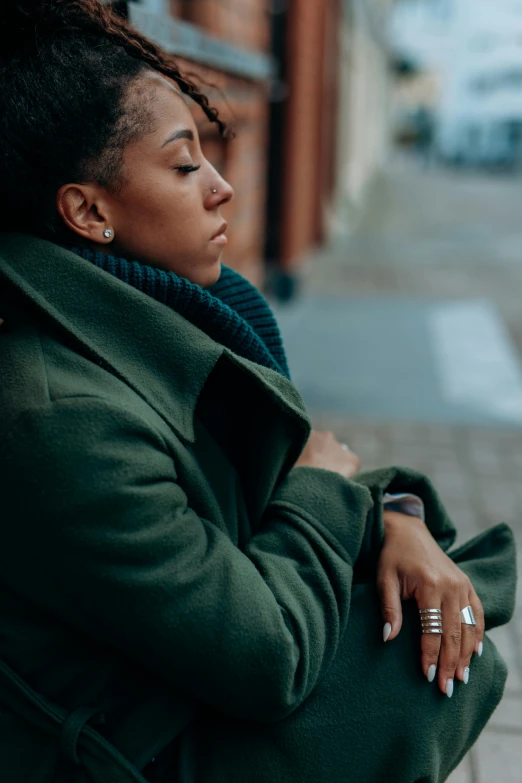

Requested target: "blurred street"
[{"left": 271, "top": 157, "right": 522, "bottom": 783}]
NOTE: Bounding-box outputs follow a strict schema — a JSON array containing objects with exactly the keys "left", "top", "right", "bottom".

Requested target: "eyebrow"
[{"left": 161, "top": 129, "right": 194, "bottom": 147}]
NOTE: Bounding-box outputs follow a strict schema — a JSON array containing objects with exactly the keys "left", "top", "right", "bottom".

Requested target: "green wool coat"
[{"left": 0, "top": 233, "right": 517, "bottom": 783}]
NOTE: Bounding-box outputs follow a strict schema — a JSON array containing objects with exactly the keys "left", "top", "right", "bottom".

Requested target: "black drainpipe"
[{"left": 263, "top": 1, "right": 297, "bottom": 302}]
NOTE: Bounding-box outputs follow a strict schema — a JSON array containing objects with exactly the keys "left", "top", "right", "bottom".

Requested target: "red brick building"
[
  {"left": 267, "top": 0, "right": 341, "bottom": 285},
  {"left": 128, "top": 0, "right": 342, "bottom": 294}
]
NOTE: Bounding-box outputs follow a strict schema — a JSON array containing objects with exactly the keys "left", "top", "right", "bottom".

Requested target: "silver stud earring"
[
  {"left": 104, "top": 229, "right": 113, "bottom": 239},
  {"left": 211, "top": 189, "right": 217, "bottom": 194}
]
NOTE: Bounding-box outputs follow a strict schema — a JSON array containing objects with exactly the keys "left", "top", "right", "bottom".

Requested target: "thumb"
[{"left": 378, "top": 571, "right": 403, "bottom": 642}]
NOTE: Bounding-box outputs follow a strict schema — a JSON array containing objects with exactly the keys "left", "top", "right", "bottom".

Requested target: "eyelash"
[{"left": 176, "top": 164, "right": 201, "bottom": 175}]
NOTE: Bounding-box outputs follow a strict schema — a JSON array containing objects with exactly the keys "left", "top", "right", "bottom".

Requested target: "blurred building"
[
  {"left": 389, "top": 0, "right": 449, "bottom": 143},
  {"left": 439, "top": 0, "right": 522, "bottom": 167},
  {"left": 333, "top": 0, "right": 395, "bottom": 234},
  {"left": 265, "top": 0, "right": 342, "bottom": 289},
  {"left": 124, "top": 1, "right": 395, "bottom": 291},
  {"left": 390, "top": 0, "right": 522, "bottom": 167}
]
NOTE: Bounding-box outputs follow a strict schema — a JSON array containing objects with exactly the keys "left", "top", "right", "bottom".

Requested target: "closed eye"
[{"left": 176, "top": 164, "right": 201, "bottom": 175}]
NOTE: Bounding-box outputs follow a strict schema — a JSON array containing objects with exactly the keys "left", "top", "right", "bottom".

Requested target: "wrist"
[{"left": 383, "top": 509, "right": 426, "bottom": 536}]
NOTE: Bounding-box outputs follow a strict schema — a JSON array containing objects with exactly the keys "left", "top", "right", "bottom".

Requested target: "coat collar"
[{"left": 0, "top": 233, "right": 310, "bottom": 444}]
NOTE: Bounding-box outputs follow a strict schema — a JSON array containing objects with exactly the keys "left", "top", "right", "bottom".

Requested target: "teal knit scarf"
[{"left": 69, "top": 246, "right": 291, "bottom": 380}]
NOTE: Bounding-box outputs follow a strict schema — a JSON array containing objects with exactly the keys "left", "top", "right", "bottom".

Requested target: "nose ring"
[{"left": 211, "top": 188, "right": 217, "bottom": 194}]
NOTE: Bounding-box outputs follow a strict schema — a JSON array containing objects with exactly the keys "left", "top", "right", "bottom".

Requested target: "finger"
[
  {"left": 455, "top": 594, "right": 476, "bottom": 685},
  {"left": 377, "top": 570, "right": 403, "bottom": 642},
  {"left": 437, "top": 596, "right": 462, "bottom": 697},
  {"left": 469, "top": 585, "right": 485, "bottom": 657},
  {"left": 418, "top": 599, "right": 443, "bottom": 684}
]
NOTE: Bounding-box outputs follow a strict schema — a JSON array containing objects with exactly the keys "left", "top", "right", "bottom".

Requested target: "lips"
[{"left": 211, "top": 221, "right": 228, "bottom": 240}]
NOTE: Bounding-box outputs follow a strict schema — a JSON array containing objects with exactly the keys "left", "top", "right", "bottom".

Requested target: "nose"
[{"left": 207, "top": 173, "right": 234, "bottom": 209}]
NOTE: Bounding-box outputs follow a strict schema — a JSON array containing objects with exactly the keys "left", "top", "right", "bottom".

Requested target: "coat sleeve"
[
  {"left": 2, "top": 397, "right": 376, "bottom": 723},
  {"left": 354, "top": 468, "right": 458, "bottom": 551}
]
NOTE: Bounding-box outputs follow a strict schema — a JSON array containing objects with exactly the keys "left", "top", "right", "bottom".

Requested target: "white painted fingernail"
[
  {"left": 478, "top": 642, "right": 483, "bottom": 657},
  {"left": 427, "top": 664, "right": 437, "bottom": 683},
  {"left": 463, "top": 667, "right": 470, "bottom": 685},
  {"left": 446, "top": 679, "right": 454, "bottom": 698},
  {"left": 383, "top": 622, "right": 392, "bottom": 642}
]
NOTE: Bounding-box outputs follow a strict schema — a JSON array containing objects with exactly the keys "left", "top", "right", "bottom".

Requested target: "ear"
[{"left": 56, "top": 183, "right": 114, "bottom": 244}]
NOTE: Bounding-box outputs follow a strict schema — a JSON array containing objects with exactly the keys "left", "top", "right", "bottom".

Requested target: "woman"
[{"left": 0, "top": 2, "right": 516, "bottom": 782}]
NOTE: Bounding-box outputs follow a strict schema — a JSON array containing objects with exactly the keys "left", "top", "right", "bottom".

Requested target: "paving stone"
[
  {"left": 446, "top": 755, "right": 473, "bottom": 783},
  {"left": 465, "top": 453, "right": 506, "bottom": 480},
  {"left": 504, "top": 667, "right": 522, "bottom": 695},
  {"left": 425, "top": 470, "right": 470, "bottom": 499},
  {"left": 516, "top": 554, "right": 522, "bottom": 609},
  {"left": 478, "top": 627, "right": 522, "bottom": 691},
  {"left": 488, "top": 695, "right": 522, "bottom": 731},
  {"left": 444, "top": 508, "right": 482, "bottom": 542},
  {"left": 299, "top": 159, "right": 522, "bottom": 782},
  {"left": 508, "top": 449, "right": 522, "bottom": 473},
  {"left": 420, "top": 453, "right": 464, "bottom": 471},
  {"left": 474, "top": 730, "right": 522, "bottom": 783},
  {"left": 475, "top": 483, "right": 522, "bottom": 525}
]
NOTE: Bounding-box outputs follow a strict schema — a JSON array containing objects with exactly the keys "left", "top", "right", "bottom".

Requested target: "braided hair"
[{"left": 0, "top": 0, "right": 228, "bottom": 239}]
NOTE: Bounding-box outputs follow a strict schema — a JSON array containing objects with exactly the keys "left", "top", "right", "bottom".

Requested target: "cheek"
[{"left": 120, "top": 177, "right": 202, "bottom": 238}]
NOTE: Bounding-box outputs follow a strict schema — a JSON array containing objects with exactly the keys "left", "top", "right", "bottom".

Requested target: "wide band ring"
[
  {"left": 460, "top": 605, "right": 476, "bottom": 626},
  {"left": 419, "top": 608, "right": 443, "bottom": 634}
]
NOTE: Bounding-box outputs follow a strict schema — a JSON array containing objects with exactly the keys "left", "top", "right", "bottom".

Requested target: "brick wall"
[
  {"left": 279, "top": 0, "right": 341, "bottom": 271},
  {"left": 171, "top": 0, "right": 270, "bottom": 51}
]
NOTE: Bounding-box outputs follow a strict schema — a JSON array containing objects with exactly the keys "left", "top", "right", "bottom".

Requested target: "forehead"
[{"left": 136, "top": 71, "right": 195, "bottom": 134}]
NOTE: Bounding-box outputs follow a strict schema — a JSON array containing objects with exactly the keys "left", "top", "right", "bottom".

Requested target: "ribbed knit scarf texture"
[{"left": 69, "top": 246, "right": 291, "bottom": 380}]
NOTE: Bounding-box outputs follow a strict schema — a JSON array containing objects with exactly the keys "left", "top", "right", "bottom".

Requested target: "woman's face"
[{"left": 64, "top": 71, "right": 234, "bottom": 288}]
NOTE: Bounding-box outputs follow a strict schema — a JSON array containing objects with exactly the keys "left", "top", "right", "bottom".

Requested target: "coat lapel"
[
  {"left": 0, "top": 233, "right": 225, "bottom": 442},
  {"left": 0, "top": 234, "right": 311, "bottom": 465}
]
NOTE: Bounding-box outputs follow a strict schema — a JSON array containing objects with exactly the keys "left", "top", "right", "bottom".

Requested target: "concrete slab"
[
  {"left": 487, "top": 626, "right": 522, "bottom": 694},
  {"left": 287, "top": 160, "right": 522, "bottom": 783},
  {"left": 446, "top": 755, "right": 473, "bottom": 783},
  {"left": 474, "top": 731, "right": 522, "bottom": 783},
  {"left": 273, "top": 296, "right": 522, "bottom": 427},
  {"left": 488, "top": 695, "right": 522, "bottom": 731}
]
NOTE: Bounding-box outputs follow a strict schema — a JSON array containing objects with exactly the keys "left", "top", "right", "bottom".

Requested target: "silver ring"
[
  {"left": 419, "top": 608, "right": 443, "bottom": 634},
  {"left": 460, "top": 605, "right": 476, "bottom": 626},
  {"left": 341, "top": 443, "right": 350, "bottom": 452}
]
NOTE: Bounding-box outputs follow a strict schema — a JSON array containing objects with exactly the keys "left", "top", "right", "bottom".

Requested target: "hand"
[
  {"left": 377, "top": 510, "right": 485, "bottom": 697},
  {"left": 294, "top": 429, "right": 362, "bottom": 479}
]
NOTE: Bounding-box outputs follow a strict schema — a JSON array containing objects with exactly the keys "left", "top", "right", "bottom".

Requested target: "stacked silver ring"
[{"left": 419, "top": 608, "right": 443, "bottom": 635}]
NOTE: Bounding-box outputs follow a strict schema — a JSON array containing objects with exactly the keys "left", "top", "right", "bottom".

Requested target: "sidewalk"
[{"left": 270, "top": 158, "right": 522, "bottom": 782}]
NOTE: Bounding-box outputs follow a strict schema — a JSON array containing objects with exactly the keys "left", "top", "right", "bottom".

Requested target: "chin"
[{"left": 200, "top": 260, "right": 222, "bottom": 289}]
